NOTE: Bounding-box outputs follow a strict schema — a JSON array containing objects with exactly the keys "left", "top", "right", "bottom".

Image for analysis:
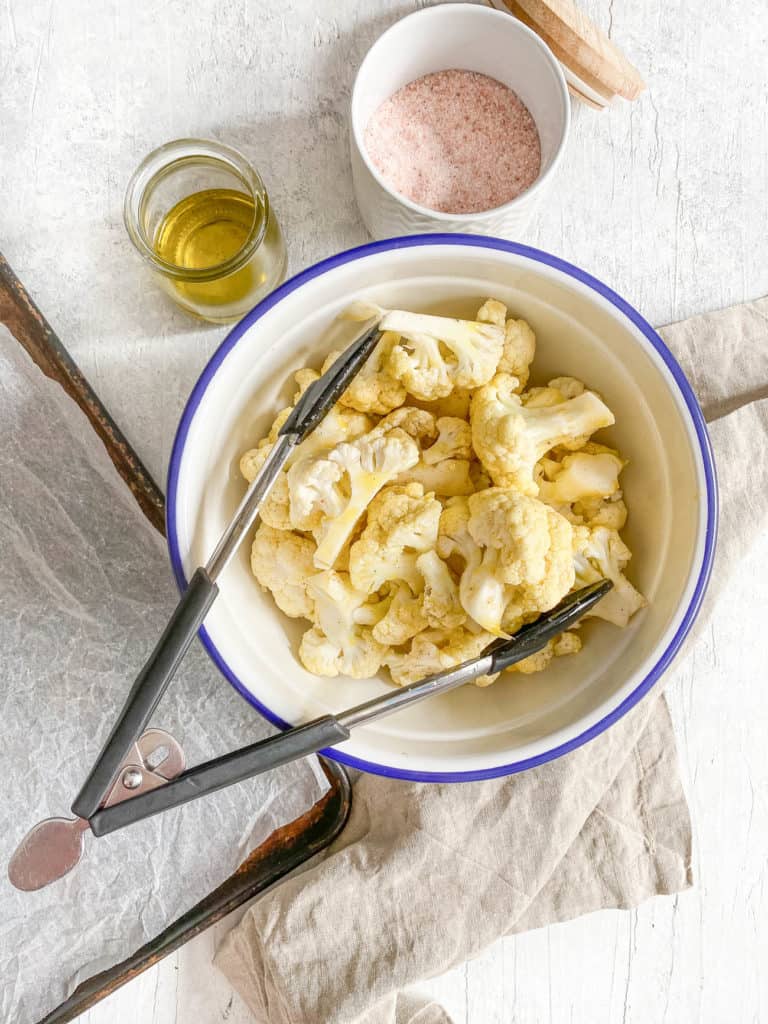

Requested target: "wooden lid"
[{"left": 489, "top": 0, "right": 646, "bottom": 108}]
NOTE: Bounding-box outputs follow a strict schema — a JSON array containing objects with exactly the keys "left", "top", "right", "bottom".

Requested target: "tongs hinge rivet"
[{"left": 121, "top": 768, "right": 143, "bottom": 790}]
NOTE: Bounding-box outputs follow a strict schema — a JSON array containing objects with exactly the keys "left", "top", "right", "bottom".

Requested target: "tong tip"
[
  {"left": 487, "top": 579, "right": 613, "bottom": 674},
  {"left": 278, "top": 319, "right": 381, "bottom": 441}
]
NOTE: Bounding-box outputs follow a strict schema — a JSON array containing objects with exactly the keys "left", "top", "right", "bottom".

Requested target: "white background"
[{"left": 2, "top": 0, "right": 767, "bottom": 1020}]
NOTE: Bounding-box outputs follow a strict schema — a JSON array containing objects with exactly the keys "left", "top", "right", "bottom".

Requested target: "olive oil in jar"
[
  {"left": 155, "top": 189, "right": 256, "bottom": 270},
  {"left": 125, "top": 140, "right": 287, "bottom": 323},
  {"left": 153, "top": 188, "right": 261, "bottom": 307}
]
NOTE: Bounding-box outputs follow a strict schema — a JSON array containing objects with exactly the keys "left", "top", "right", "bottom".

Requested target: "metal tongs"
[
  {"left": 71, "top": 318, "right": 385, "bottom": 824},
  {"left": 85, "top": 579, "right": 611, "bottom": 837},
  {"left": 9, "top": 317, "right": 611, "bottom": 888}
]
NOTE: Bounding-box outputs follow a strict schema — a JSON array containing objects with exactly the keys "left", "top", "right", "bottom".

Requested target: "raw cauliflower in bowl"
[{"left": 241, "top": 299, "right": 647, "bottom": 688}]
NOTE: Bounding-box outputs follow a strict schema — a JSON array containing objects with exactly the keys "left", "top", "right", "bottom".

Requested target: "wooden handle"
[{"left": 492, "top": 0, "right": 646, "bottom": 106}]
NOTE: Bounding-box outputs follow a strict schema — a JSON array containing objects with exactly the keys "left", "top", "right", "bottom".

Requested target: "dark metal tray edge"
[
  {"left": 0, "top": 254, "right": 166, "bottom": 536},
  {"left": 0, "top": 253, "right": 351, "bottom": 1024},
  {"left": 40, "top": 762, "right": 351, "bottom": 1024}
]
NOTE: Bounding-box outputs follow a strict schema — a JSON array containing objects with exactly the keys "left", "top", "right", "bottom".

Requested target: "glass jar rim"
[{"left": 123, "top": 138, "right": 269, "bottom": 281}]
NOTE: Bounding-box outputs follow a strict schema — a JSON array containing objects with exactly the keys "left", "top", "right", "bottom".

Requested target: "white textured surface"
[{"left": 1, "top": 0, "right": 767, "bottom": 1021}]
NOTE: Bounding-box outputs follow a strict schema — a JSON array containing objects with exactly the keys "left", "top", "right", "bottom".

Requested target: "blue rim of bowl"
[{"left": 166, "top": 234, "right": 718, "bottom": 783}]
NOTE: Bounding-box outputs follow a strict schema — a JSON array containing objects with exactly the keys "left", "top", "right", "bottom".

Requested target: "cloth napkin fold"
[{"left": 216, "top": 298, "right": 768, "bottom": 1024}]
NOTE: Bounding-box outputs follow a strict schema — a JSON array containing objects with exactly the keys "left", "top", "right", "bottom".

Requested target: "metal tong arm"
[
  {"left": 71, "top": 565, "right": 219, "bottom": 821},
  {"left": 88, "top": 581, "right": 611, "bottom": 836},
  {"left": 340, "top": 579, "right": 613, "bottom": 727},
  {"left": 277, "top": 320, "right": 381, "bottom": 442},
  {"left": 73, "top": 321, "right": 383, "bottom": 821}
]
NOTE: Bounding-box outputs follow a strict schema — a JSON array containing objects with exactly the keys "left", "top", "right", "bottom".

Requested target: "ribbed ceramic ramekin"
[{"left": 349, "top": 4, "right": 570, "bottom": 240}]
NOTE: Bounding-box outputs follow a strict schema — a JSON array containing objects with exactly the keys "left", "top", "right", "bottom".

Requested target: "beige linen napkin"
[{"left": 216, "top": 299, "right": 768, "bottom": 1024}]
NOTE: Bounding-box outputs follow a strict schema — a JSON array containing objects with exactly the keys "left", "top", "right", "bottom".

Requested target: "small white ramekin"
[{"left": 349, "top": 3, "right": 570, "bottom": 240}]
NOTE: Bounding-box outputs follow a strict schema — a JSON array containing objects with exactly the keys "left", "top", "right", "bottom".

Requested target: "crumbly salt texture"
[{"left": 364, "top": 69, "right": 542, "bottom": 215}]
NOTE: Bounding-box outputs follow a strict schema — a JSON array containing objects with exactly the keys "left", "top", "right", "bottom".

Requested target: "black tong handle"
[
  {"left": 89, "top": 716, "right": 349, "bottom": 836},
  {"left": 72, "top": 568, "right": 218, "bottom": 820},
  {"left": 85, "top": 582, "right": 612, "bottom": 837}
]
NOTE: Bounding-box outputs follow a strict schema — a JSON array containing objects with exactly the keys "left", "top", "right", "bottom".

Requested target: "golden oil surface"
[{"left": 153, "top": 188, "right": 262, "bottom": 307}]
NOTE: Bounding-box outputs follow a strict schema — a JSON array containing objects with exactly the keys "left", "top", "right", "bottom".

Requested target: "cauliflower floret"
[
  {"left": 327, "top": 331, "right": 407, "bottom": 415},
  {"left": 387, "top": 332, "right": 451, "bottom": 401},
  {"left": 353, "top": 590, "right": 393, "bottom": 627},
  {"left": 293, "top": 367, "right": 320, "bottom": 401},
  {"left": 385, "top": 628, "right": 497, "bottom": 687},
  {"left": 471, "top": 373, "right": 615, "bottom": 494},
  {"left": 573, "top": 495, "right": 628, "bottom": 530},
  {"left": 410, "top": 390, "right": 472, "bottom": 420},
  {"left": 536, "top": 443, "right": 628, "bottom": 525},
  {"left": 539, "top": 442, "right": 604, "bottom": 479},
  {"left": 521, "top": 388, "right": 564, "bottom": 410},
  {"left": 380, "top": 405, "right": 474, "bottom": 491},
  {"left": 468, "top": 490, "right": 574, "bottom": 597},
  {"left": 547, "top": 376, "right": 586, "bottom": 400},
  {"left": 469, "top": 461, "right": 492, "bottom": 492},
  {"left": 436, "top": 496, "right": 503, "bottom": 631},
  {"left": 287, "top": 422, "right": 421, "bottom": 569},
  {"left": 464, "top": 488, "right": 575, "bottom": 636},
  {"left": 318, "top": 427, "right": 422, "bottom": 567},
  {"left": 240, "top": 445, "right": 292, "bottom": 530},
  {"left": 476, "top": 298, "right": 507, "bottom": 326},
  {"left": 242, "top": 299, "right": 644, "bottom": 686},
  {"left": 241, "top": 397, "right": 372, "bottom": 531},
  {"left": 298, "top": 627, "right": 346, "bottom": 676},
  {"left": 381, "top": 309, "right": 504, "bottom": 399},
  {"left": 573, "top": 526, "right": 646, "bottom": 627},
  {"left": 379, "top": 406, "right": 438, "bottom": 449},
  {"left": 553, "top": 630, "right": 584, "bottom": 657},
  {"left": 287, "top": 456, "right": 347, "bottom": 531},
  {"left": 570, "top": 440, "right": 624, "bottom": 458},
  {"left": 297, "top": 405, "right": 374, "bottom": 464},
  {"left": 397, "top": 415, "right": 476, "bottom": 496},
  {"left": 250, "top": 524, "right": 316, "bottom": 619},
  {"left": 498, "top": 318, "right": 536, "bottom": 390},
  {"left": 523, "top": 377, "right": 586, "bottom": 407},
  {"left": 548, "top": 444, "right": 628, "bottom": 527},
  {"left": 398, "top": 459, "right": 475, "bottom": 497},
  {"left": 506, "top": 630, "right": 582, "bottom": 675},
  {"left": 423, "top": 417, "right": 473, "bottom": 464},
  {"left": 299, "top": 571, "right": 386, "bottom": 678},
  {"left": 240, "top": 445, "right": 270, "bottom": 482},
  {"left": 371, "top": 582, "right": 428, "bottom": 645},
  {"left": 538, "top": 450, "right": 625, "bottom": 505},
  {"left": 239, "top": 406, "right": 296, "bottom": 528},
  {"left": 317, "top": 301, "right": 405, "bottom": 415},
  {"left": 261, "top": 406, "right": 293, "bottom": 442},
  {"left": 436, "top": 496, "right": 481, "bottom": 577},
  {"left": 349, "top": 482, "right": 441, "bottom": 594},
  {"left": 416, "top": 550, "right": 466, "bottom": 629}
]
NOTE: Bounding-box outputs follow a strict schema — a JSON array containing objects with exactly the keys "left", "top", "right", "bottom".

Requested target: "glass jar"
[{"left": 124, "top": 138, "right": 287, "bottom": 324}]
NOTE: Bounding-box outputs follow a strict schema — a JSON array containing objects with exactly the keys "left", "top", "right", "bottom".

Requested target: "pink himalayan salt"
[{"left": 364, "top": 69, "right": 541, "bottom": 215}]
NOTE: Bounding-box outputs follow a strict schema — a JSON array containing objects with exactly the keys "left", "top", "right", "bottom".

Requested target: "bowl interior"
[
  {"left": 169, "top": 240, "right": 711, "bottom": 778},
  {"left": 351, "top": 4, "right": 569, "bottom": 205}
]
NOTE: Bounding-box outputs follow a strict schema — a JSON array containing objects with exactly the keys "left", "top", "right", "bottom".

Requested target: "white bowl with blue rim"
[{"left": 167, "top": 236, "right": 717, "bottom": 782}]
